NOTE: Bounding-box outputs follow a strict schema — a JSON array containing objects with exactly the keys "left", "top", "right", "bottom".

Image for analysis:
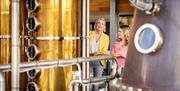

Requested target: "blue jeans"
[{"left": 90, "top": 61, "right": 104, "bottom": 91}]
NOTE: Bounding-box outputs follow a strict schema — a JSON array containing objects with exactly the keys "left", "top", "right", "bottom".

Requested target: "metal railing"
[{"left": 0, "top": 55, "right": 118, "bottom": 91}]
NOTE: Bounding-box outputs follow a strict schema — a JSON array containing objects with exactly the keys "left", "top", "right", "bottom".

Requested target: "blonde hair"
[
  {"left": 118, "top": 26, "right": 130, "bottom": 45},
  {"left": 94, "top": 17, "right": 106, "bottom": 32}
]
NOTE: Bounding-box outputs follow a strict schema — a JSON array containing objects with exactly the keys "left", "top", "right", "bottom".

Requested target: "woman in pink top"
[
  {"left": 109, "top": 26, "right": 129, "bottom": 91},
  {"left": 111, "top": 27, "right": 129, "bottom": 68}
]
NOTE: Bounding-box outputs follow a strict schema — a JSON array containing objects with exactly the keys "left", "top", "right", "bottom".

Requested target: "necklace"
[{"left": 95, "top": 33, "right": 101, "bottom": 43}]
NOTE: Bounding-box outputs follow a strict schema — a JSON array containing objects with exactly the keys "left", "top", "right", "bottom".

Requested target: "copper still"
[
  {"left": 0, "top": 0, "right": 28, "bottom": 90},
  {"left": 122, "top": 0, "right": 180, "bottom": 91},
  {"left": 28, "top": 0, "right": 79, "bottom": 91},
  {"left": 0, "top": 0, "right": 81, "bottom": 91}
]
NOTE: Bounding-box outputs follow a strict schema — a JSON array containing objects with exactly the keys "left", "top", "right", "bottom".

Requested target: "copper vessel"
[
  {"left": 1, "top": 0, "right": 80, "bottom": 91},
  {"left": 0, "top": 0, "right": 28, "bottom": 91},
  {"left": 29, "top": 0, "right": 80, "bottom": 91},
  {"left": 122, "top": 0, "right": 180, "bottom": 91}
]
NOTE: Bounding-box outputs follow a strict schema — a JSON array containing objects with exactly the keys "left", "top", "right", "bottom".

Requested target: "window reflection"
[{"left": 138, "top": 28, "right": 155, "bottom": 49}]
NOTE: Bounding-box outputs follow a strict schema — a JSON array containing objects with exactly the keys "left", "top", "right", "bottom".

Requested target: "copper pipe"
[
  {"left": 0, "top": 35, "right": 11, "bottom": 39},
  {"left": 0, "top": 35, "right": 87, "bottom": 40},
  {"left": 26, "top": 36, "right": 84, "bottom": 40}
]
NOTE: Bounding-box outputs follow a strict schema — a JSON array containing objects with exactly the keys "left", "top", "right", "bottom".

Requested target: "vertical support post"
[
  {"left": 0, "top": 72, "right": 5, "bottom": 91},
  {"left": 11, "top": 0, "right": 20, "bottom": 91},
  {"left": 82, "top": 0, "right": 89, "bottom": 91},
  {"left": 110, "top": 0, "right": 118, "bottom": 50}
]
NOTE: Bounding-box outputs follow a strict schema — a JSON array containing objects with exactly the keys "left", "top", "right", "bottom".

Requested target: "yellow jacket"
[
  {"left": 89, "top": 31, "right": 109, "bottom": 66},
  {"left": 89, "top": 31, "right": 109, "bottom": 54}
]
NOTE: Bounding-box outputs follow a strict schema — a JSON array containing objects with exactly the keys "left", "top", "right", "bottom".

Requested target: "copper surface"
[
  {"left": 0, "top": 0, "right": 28, "bottom": 91},
  {"left": 30, "top": 0, "right": 79, "bottom": 91},
  {"left": 0, "top": 1, "right": 11, "bottom": 90},
  {"left": 122, "top": 0, "right": 180, "bottom": 91}
]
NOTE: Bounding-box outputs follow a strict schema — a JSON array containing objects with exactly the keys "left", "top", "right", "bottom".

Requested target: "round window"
[
  {"left": 27, "top": 82, "right": 39, "bottom": 91},
  {"left": 26, "top": 16, "right": 39, "bottom": 32},
  {"left": 134, "top": 23, "right": 163, "bottom": 54},
  {"left": 26, "top": 44, "right": 39, "bottom": 60},
  {"left": 27, "top": 69, "right": 40, "bottom": 79},
  {"left": 26, "top": 0, "right": 39, "bottom": 12}
]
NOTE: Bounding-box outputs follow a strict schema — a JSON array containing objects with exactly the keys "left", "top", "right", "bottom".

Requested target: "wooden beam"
[
  {"left": 90, "top": 0, "right": 134, "bottom": 13},
  {"left": 116, "top": 0, "right": 134, "bottom": 13},
  {"left": 90, "top": 0, "right": 110, "bottom": 13}
]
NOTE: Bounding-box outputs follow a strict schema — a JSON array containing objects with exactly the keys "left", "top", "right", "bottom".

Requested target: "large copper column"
[
  {"left": 29, "top": 0, "right": 79, "bottom": 91},
  {"left": 122, "top": 0, "right": 180, "bottom": 91},
  {"left": 0, "top": 0, "right": 28, "bottom": 91},
  {"left": 0, "top": 2, "right": 11, "bottom": 90}
]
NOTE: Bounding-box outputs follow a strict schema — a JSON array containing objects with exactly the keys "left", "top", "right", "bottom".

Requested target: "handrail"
[
  {"left": 0, "top": 55, "right": 118, "bottom": 91},
  {"left": 0, "top": 55, "right": 115, "bottom": 72}
]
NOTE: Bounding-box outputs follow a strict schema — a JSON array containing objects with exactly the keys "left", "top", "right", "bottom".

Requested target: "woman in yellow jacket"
[{"left": 89, "top": 17, "right": 109, "bottom": 91}]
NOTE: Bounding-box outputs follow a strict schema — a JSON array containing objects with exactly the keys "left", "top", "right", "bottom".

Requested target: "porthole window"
[
  {"left": 27, "top": 82, "right": 40, "bottom": 91},
  {"left": 26, "top": 0, "right": 39, "bottom": 12},
  {"left": 134, "top": 23, "right": 163, "bottom": 54},
  {"left": 27, "top": 69, "right": 40, "bottom": 79},
  {"left": 25, "top": 44, "right": 39, "bottom": 60},
  {"left": 138, "top": 28, "right": 156, "bottom": 49},
  {"left": 26, "top": 16, "right": 39, "bottom": 32}
]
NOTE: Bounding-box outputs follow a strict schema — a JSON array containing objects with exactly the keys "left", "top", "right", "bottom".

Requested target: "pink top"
[{"left": 111, "top": 40, "right": 128, "bottom": 67}]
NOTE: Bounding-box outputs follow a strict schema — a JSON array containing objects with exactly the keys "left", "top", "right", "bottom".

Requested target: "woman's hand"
[
  {"left": 112, "top": 53, "right": 122, "bottom": 57},
  {"left": 90, "top": 51, "right": 104, "bottom": 56}
]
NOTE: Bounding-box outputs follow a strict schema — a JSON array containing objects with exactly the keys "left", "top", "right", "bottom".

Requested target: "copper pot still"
[
  {"left": 0, "top": 0, "right": 28, "bottom": 90},
  {"left": 122, "top": 0, "right": 180, "bottom": 91},
  {"left": 0, "top": 0, "right": 80, "bottom": 91}
]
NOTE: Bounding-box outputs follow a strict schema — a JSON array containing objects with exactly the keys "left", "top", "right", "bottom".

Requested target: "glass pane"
[{"left": 138, "top": 28, "right": 156, "bottom": 49}]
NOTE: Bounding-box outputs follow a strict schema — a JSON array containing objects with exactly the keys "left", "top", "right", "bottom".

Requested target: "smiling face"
[
  {"left": 94, "top": 18, "right": 106, "bottom": 32},
  {"left": 118, "top": 28, "right": 125, "bottom": 40}
]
